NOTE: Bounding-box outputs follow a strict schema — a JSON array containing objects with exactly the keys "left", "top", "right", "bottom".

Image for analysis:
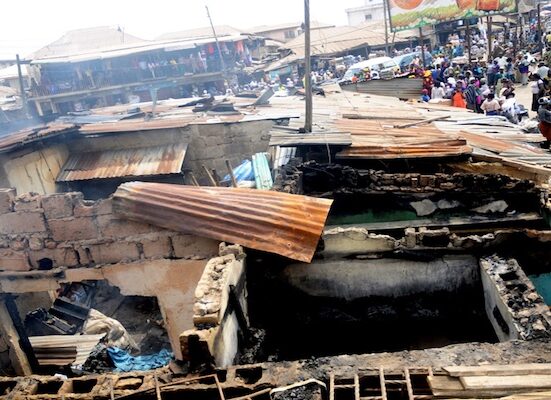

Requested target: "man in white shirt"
[{"left": 537, "top": 62, "right": 550, "bottom": 80}]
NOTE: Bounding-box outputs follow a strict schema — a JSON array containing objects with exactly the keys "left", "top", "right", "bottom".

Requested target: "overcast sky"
[{"left": 0, "top": 0, "right": 362, "bottom": 59}]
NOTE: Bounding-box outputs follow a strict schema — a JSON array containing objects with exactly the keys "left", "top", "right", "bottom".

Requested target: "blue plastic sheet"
[
  {"left": 223, "top": 159, "right": 254, "bottom": 183},
  {"left": 107, "top": 347, "right": 173, "bottom": 372}
]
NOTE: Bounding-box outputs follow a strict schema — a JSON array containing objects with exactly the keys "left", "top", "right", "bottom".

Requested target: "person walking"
[
  {"left": 519, "top": 55, "right": 530, "bottom": 85},
  {"left": 531, "top": 74, "right": 545, "bottom": 112}
]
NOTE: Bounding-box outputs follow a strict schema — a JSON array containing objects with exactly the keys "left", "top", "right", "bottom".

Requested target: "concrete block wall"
[
  {"left": 181, "top": 243, "right": 247, "bottom": 367},
  {"left": 0, "top": 188, "right": 220, "bottom": 272},
  {"left": 185, "top": 120, "right": 272, "bottom": 182},
  {"left": 480, "top": 256, "right": 551, "bottom": 342}
]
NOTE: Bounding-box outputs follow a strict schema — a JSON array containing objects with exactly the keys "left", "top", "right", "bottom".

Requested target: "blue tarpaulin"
[
  {"left": 223, "top": 159, "right": 254, "bottom": 183},
  {"left": 107, "top": 347, "right": 173, "bottom": 372}
]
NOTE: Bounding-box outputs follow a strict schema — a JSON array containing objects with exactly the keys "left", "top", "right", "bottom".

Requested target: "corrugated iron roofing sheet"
[
  {"left": 334, "top": 119, "right": 472, "bottom": 159},
  {"left": 0, "top": 123, "right": 77, "bottom": 153},
  {"left": 113, "top": 182, "right": 333, "bottom": 263},
  {"left": 30, "top": 334, "right": 105, "bottom": 366},
  {"left": 56, "top": 143, "right": 188, "bottom": 182}
]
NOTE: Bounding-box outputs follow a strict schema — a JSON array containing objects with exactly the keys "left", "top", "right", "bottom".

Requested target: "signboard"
[{"left": 388, "top": 0, "right": 517, "bottom": 31}]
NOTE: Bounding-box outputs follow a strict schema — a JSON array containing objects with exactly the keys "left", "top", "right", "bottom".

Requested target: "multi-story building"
[
  {"left": 346, "top": 0, "right": 387, "bottom": 25},
  {"left": 27, "top": 26, "right": 261, "bottom": 116}
]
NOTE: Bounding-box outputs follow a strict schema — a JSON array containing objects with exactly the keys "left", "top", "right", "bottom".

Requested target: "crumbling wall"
[
  {"left": 480, "top": 256, "right": 551, "bottom": 342},
  {"left": 180, "top": 244, "right": 247, "bottom": 368},
  {"left": 0, "top": 188, "right": 220, "bottom": 272},
  {"left": 296, "top": 163, "right": 543, "bottom": 195}
]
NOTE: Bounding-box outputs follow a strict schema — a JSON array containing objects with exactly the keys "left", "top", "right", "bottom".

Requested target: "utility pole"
[
  {"left": 383, "top": 0, "right": 390, "bottom": 56},
  {"left": 465, "top": 19, "right": 472, "bottom": 63},
  {"left": 304, "top": 0, "right": 313, "bottom": 133},
  {"left": 16, "top": 54, "right": 29, "bottom": 117},
  {"left": 206, "top": 5, "right": 227, "bottom": 75},
  {"left": 537, "top": 2, "right": 543, "bottom": 53},
  {"left": 487, "top": 16, "right": 493, "bottom": 61}
]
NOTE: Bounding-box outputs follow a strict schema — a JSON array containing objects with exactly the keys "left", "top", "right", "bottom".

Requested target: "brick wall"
[{"left": 0, "top": 188, "right": 220, "bottom": 272}]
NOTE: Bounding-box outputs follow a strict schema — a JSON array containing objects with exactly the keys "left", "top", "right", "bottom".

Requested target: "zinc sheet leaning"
[{"left": 113, "top": 182, "right": 333, "bottom": 263}]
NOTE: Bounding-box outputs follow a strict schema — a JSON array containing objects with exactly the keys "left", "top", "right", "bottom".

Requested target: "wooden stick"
[
  {"left": 225, "top": 160, "right": 238, "bottom": 188},
  {"left": 154, "top": 371, "right": 162, "bottom": 400},
  {"left": 188, "top": 172, "right": 200, "bottom": 187},
  {"left": 109, "top": 379, "right": 115, "bottom": 400},
  {"left": 214, "top": 374, "right": 226, "bottom": 400},
  {"left": 227, "top": 388, "right": 272, "bottom": 400},
  {"left": 395, "top": 115, "right": 450, "bottom": 129},
  {"left": 202, "top": 165, "right": 218, "bottom": 186}
]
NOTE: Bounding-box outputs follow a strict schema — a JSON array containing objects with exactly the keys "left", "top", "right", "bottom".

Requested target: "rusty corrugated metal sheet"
[
  {"left": 113, "top": 182, "right": 333, "bottom": 263},
  {"left": 334, "top": 119, "right": 472, "bottom": 159},
  {"left": 56, "top": 143, "right": 187, "bottom": 182},
  {"left": 0, "top": 123, "right": 77, "bottom": 153}
]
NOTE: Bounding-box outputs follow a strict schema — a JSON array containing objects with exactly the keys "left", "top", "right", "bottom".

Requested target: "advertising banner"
[{"left": 388, "top": 0, "right": 517, "bottom": 31}]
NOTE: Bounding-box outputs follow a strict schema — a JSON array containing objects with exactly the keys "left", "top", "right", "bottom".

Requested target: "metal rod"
[
  {"left": 203, "top": 165, "right": 218, "bottom": 186},
  {"left": 304, "top": 0, "right": 313, "bottom": 133},
  {"left": 16, "top": 54, "right": 29, "bottom": 117},
  {"left": 206, "top": 6, "right": 227, "bottom": 75},
  {"left": 225, "top": 160, "right": 238, "bottom": 188}
]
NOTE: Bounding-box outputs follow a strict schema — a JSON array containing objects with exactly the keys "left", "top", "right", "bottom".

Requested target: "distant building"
[
  {"left": 346, "top": 1, "right": 386, "bottom": 25},
  {"left": 248, "top": 21, "right": 334, "bottom": 43},
  {"left": 0, "top": 64, "right": 30, "bottom": 93},
  {"left": 26, "top": 26, "right": 261, "bottom": 116}
]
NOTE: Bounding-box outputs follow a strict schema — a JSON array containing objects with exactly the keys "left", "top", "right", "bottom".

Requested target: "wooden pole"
[
  {"left": 205, "top": 6, "right": 227, "bottom": 74},
  {"left": 304, "top": 0, "right": 313, "bottom": 133},
  {"left": 465, "top": 19, "right": 472, "bottom": 63},
  {"left": 537, "top": 2, "right": 543, "bottom": 53},
  {"left": 16, "top": 54, "right": 29, "bottom": 117},
  {"left": 487, "top": 16, "right": 493, "bottom": 61},
  {"left": 225, "top": 160, "right": 238, "bottom": 188},
  {"left": 202, "top": 165, "right": 218, "bottom": 186},
  {"left": 419, "top": 27, "right": 425, "bottom": 68}
]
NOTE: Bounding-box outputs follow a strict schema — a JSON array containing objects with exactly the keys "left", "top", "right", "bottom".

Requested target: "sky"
[{"left": 0, "top": 0, "right": 363, "bottom": 59}]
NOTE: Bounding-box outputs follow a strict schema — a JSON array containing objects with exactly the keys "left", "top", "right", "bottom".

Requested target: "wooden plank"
[
  {"left": 444, "top": 364, "right": 551, "bottom": 377},
  {"left": 379, "top": 368, "right": 387, "bottom": 400},
  {"left": 460, "top": 375, "right": 551, "bottom": 390},
  {"left": 395, "top": 115, "right": 451, "bottom": 129}
]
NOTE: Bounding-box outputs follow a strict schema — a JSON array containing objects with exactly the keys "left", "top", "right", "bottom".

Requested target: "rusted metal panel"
[
  {"left": 56, "top": 143, "right": 187, "bottom": 182},
  {"left": 113, "top": 182, "right": 333, "bottom": 263},
  {"left": 0, "top": 123, "right": 77, "bottom": 153},
  {"left": 340, "top": 77, "right": 423, "bottom": 100},
  {"left": 334, "top": 119, "right": 472, "bottom": 159}
]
